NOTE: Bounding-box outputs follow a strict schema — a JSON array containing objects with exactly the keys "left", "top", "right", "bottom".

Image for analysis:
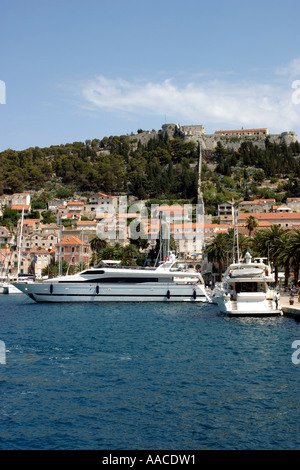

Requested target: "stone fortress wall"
[{"left": 129, "top": 123, "right": 298, "bottom": 150}]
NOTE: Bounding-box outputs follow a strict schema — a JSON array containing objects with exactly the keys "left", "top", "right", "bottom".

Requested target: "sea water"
[{"left": 0, "top": 294, "right": 299, "bottom": 450}]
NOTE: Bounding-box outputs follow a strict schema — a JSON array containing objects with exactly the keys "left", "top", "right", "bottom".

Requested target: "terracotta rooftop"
[
  {"left": 56, "top": 236, "right": 88, "bottom": 246},
  {"left": 77, "top": 220, "right": 97, "bottom": 225},
  {"left": 95, "top": 192, "right": 115, "bottom": 199},
  {"left": 30, "top": 248, "right": 53, "bottom": 255},
  {"left": 215, "top": 128, "right": 268, "bottom": 134},
  {"left": 12, "top": 204, "right": 31, "bottom": 210},
  {"left": 67, "top": 201, "right": 85, "bottom": 205},
  {"left": 20, "top": 219, "right": 40, "bottom": 227},
  {"left": 239, "top": 212, "right": 300, "bottom": 220}
]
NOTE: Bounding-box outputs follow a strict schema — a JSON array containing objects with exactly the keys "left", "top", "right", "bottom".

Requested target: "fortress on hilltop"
[{"left": 129, "top": 123, "right": 298, "bottom": 150}]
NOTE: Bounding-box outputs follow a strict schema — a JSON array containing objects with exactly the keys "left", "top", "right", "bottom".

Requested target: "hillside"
[{"left": 0, "top": 133, "right": 300, "bottom": 215}]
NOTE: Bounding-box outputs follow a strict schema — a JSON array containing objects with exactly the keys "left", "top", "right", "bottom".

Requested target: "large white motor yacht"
[
  {"left": 13, "top": 254, "right": 211, "bottom": 303},
  {"left": 213, "top": 252, "right": 282, "bottom": 317}
]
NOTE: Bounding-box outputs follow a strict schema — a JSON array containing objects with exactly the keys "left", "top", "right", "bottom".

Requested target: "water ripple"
[{"left": 0, "top": 296, "right": 299, "bottom": 449}]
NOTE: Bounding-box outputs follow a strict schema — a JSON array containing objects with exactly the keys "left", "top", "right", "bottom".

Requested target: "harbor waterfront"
[
  {"left": 0, "top": 294, "right": 299, "bottom": 450},
  {"left": 279, "top": 292, "right": 300, "bottom": 321}
]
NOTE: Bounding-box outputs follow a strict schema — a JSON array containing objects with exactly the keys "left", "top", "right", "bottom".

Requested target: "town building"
[
  {"left": 1, "top": 249, "right": 30, "bottom": 277},
  {"left": 238, "top": 199, "right": 276, "bottom": 213},
  {"left": 217, "top": 202, "right": 235, "bottom": 223},
  {"left": 0, "top": 246, "right": 11, "bottom": 277},
  {"left": 214, "top": 128, "right": 269, "bottom": 136},
  {"left": 7, "top": 193, "right": 31, "bottom": 208},
  {"left": 66, "top": 201, "right": 85, "bottom": 218},
  {"left": 29, "top": 247, "right": 54, "bottom": 278},
  {"left": 11, "top": 204, "right": 31, "bottom": 215},
  {"left": 86, "top": 192, "right": 118, "bottom": 218},
  {"left": 19, "top": 219, "right": 41, "bottom": 236},
  {"left": 24, "top": 231, "right": 58, "bottom": 252},
  {"left": 55, "top": 235, "right": 90, "bottom": 267},
  {"left": 63, "top": 222, "right": 97, "bottom": 246},
  {"left": 238, "top": 212, "right": 300, "bottom": 228},
  {"left": 0, "top": 226, "right": 14, "bottom": 246},
  {"left": 286, "top": 198, "right": 300, "bottom": 212}
]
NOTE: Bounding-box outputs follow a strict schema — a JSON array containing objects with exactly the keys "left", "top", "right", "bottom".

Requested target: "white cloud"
[
  {"left": 80, "top": 62, "right": 300, "bottom": 134},
  {"left": 276, "top": 57, "right": 300, "bottom": 78}
]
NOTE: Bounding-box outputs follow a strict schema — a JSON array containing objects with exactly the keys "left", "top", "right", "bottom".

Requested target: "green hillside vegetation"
[{"left": 0, "top": 134, "right": 300, "bottom": 216}]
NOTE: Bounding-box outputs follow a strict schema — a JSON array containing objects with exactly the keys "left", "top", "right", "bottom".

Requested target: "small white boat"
[
  {"left": 213, "top": 252, "right": 282, "bottom": 317},
  {"left": 2, "top": 282, "right": 23, "bottom": 294},
  {"left": 1, "top": 275, "right": 23, "bottom": 294},
  {"left": 13, "top": 253, "right": 212, "bottom": 303},
  {"left": 1, "top": 274, "right": 35, "bottom": 294}
]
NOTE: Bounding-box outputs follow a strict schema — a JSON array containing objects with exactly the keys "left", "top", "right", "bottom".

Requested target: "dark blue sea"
[{"left": 0, "top": 294, "right": 299, "bottom": 451}]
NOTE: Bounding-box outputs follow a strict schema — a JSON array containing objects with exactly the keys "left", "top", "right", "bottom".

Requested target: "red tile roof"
[
  {"left": 77, "top": 220, "right": 97, "bottom": 225},
  {"left": 67, "top": 201, "right": 85, "bottom": 205},
  {"left": 57, "top": 236, "right": 88, "bottom": 246},
  {"left": 239, "top": 212, "right": 300, "bottom": 220},
  {"left": 12, "top": 204, "right": 31, "bottom": 210}
]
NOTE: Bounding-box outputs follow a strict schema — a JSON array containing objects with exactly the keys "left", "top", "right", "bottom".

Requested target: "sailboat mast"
[
  {"left": 235, "top": 205, "right": 240, "bottom": 264},
  {"left": 58, "top": 218, "right": 62, "bottom": 276},
  {"left": 17, "top": 208, "right": 24, "bottom": 277},
  {"left": 233, "top": 205, "right": 236, "bottom": 264}
]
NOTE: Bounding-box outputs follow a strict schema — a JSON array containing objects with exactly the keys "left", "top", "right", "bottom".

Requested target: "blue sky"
[{"left": 0, "top": 0, "right": 300, "bottom": 151}]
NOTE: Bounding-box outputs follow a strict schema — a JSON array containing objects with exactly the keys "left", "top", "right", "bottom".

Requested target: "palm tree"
[
  {"left": 120, "top": 244, "right": 140, "bottom": 266},
  {"left": 276, "top": 230, "right": 292, "bottom": 287},
  {"left": 245, "top": 215, "right": 258, "bottom": 237},
  {"left": 286, "top": 229, "right": 300, "bottom": 286},
  {"left": 252, "top": 225, "right": 287, "bottom": 284},
  {"left": 74, "top": 262, "right": 88, "bottom": 273},
  {"left": 41, "top": 259, "right": 72, "bottom": 278},
  {"left": 89, "top": 236, "right": 107, "bottom": 253},
  {"left": 97, "top": 243, "right": 123, "bottom": 263},
  {"left": 204, "top": 233, "right": 228, "bottom": 281}
]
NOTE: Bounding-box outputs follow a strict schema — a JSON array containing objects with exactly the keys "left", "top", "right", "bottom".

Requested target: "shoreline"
[{"left": 279, "top": 292, "right": 300, "bottom": 321}]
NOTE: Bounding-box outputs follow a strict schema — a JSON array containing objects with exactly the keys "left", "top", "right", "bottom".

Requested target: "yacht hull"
[
  {"left": 213, "top": 295, "right": 282, "bottom": 317},
  {"left": 14, "top": 281, "right": 210, "bottom": 303}
]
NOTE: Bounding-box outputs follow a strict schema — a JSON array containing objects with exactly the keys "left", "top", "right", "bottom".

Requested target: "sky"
[{"left": 0, "top": 0, "right": 300, "bottom": 151}]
